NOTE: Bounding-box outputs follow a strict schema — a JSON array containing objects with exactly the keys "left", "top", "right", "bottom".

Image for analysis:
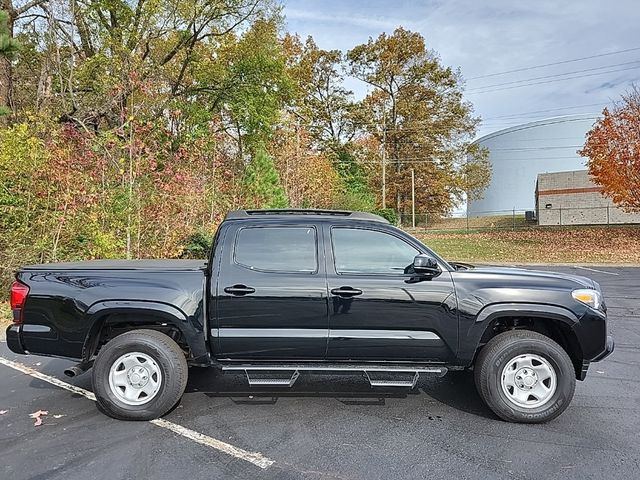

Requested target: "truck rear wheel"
[
  {"left": 474, "top": 330, "right": 575, "bottom": 423},
  {"left": 92, "top": 329, "right": 188, "bottom": 421}
]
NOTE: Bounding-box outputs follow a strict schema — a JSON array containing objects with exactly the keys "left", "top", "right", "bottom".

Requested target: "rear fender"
[{"left": 84, "top": 300, "right": 210, "bottom": 365}]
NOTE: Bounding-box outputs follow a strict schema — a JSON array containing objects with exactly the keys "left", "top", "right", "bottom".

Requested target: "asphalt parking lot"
[{"left": 1, "top": 265, "right": 639, "bottom": 480}]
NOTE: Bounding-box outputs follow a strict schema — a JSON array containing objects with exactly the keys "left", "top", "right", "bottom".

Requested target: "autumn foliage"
[
  {"left": 579, "top": 86, "right": 640, "bottom": 212},
  {"left": 0, "top": 2, "right": 490, "bottom": 289}
]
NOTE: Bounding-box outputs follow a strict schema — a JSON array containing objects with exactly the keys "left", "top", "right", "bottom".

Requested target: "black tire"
[
  {"left": 474, "top": 330, "right": 576, "bottom": 423},
  {"left": 92, "top": 329, "right": 188, "bottom": 421}
]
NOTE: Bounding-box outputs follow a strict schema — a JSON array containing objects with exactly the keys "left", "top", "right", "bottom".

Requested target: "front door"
[
  {"left": 215, "top": 223, "right": 328, "bottom": 359},
  {"left": 325, "top": 225, "right": 457, "bottom": 361}
]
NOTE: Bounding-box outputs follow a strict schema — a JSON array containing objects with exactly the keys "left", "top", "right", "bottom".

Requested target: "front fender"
[
  {"left": 475, "top": 303, "right": 579, "bottom": 326},
  {"left": 458, "top": 302, "right": 580, "bottom": 365}
]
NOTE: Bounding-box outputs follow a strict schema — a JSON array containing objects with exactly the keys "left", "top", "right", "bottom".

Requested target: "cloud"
[
  {"left": 284, "top": 8, "right": 413, "bottom": 31},
  {"left": 284, "top": 0, "right": 640, "bottom": 137}
]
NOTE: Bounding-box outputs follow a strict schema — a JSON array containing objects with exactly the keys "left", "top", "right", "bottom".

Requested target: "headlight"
[{"left": 572, "top": 289, "right": 602, "bottom": 310}]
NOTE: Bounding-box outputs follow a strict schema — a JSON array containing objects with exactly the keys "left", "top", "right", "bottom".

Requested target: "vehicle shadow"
[
  {"left": 184, "top": 367, "right": 496, "bottom": 419},
  {"left": 420, "top": 370, "right": 496, "bottom": 420}
]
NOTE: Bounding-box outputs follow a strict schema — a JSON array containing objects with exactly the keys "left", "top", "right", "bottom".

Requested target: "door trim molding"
[
  {"left": 213, "top": 328, "right": 327, "bottom": 338},
  {"left": 329, "top": 329, "right": 440, "bottom": 340},
  {"left": 212, "top": 328, "right": 441, "bottom": 341}
]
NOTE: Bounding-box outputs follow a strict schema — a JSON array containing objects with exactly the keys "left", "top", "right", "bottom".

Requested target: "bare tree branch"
[{"left": 14, "top": 0, "right": 48, "bottom": 17}]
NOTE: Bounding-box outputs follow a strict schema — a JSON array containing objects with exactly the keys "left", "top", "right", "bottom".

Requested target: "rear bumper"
[
  {"left": 5, "top": 325, "right": 26, "bottom": 355},
  {"left": 592, "top": 335, "right": 615, "bottom": 362}
]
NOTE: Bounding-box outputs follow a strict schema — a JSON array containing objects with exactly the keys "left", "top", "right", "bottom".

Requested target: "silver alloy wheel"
[
  {"left": 500, "top": 353, "right": 557, "bottom": 409},
  {"left": 108, "top": 352, "right": 162, "bottom": 406}
]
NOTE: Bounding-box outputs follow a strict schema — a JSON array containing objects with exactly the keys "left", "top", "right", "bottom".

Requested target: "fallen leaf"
[
  {"left": 0, "top": 410, "right": 7, "bottom": 415},
  {"left": 53, "top": 414, "right": 65, "bottom": 419},
  {"left": 29, "top": 410, "right": 48, "bottom": 427}
]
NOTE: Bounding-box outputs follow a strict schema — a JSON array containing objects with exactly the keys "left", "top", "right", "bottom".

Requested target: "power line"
[
  {"left": 488, "top": 145, "right": 582, "bottom": 151},
  {"left": 394, "top": 137, "right": 585, "bottom": 146},
  {"left": 375, "top": 115, "right": 598, "bottom": 132},
  {"left": 359, "top": 153, "right": 585, "bottom": 164},
  {"left": 359, "top": 155, "right": 585, "bottom": 165},
  {"left": 481, "top": 103, "right": 606, "bottom": 120},
  {"left": 467, "top": 60, "right": 640, "bottom": 91},
  {"left": 484, "top": 103, "right": 606, "bottom": 120},
  {"left": 478, "top": 117, "right": 598, "bottom": 129},
  {"left": 328, "top": 107, "right": 603, "bottom": 132},
  {"left": 475, "top": 117, "right": 599, "bottom": 139},
  {"left": 467, "top": 46, "right": 640, "bottom": 80},
  {"left": 320, "top": 104, "right": 606, "bottom": 131},
  {"left": 467, "top": 65, "right": 640, "bottom": 94}
]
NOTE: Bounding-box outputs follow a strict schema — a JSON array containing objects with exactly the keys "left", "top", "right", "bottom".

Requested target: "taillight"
[{"left": 10, "top": 280, "right": 29, "bottom": 324}]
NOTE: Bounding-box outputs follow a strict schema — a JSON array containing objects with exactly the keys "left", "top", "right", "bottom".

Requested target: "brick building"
[{"left": 536, "top": 170, "right": 640, "bottom": 226}]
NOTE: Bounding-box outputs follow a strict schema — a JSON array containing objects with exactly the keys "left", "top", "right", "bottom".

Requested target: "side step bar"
[
  {"left": 221, "top": 363, "right": 448, "bottom": 389},
  {"left": 364, "top": 371, "right": 420, "bottom": 388},
  {"left": 245, "top": 370, "right": 300, "bottom": 387}
]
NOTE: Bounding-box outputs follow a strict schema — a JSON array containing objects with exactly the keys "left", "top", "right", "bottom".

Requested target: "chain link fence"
[{"left": 399, "top": 206, "right": 640, "bottom": 232}]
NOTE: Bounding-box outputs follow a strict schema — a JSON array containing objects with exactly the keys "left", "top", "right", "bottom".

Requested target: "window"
[
  {"left": 332, "top": 228, "right": 419, "bottom": 275},
  {"left": 235, "top": 226, "right": 317, "bottom": 273}
]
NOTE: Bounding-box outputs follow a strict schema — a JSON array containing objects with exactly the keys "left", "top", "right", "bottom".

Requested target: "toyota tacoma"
[{"left": 6, "top": 209, "right": 614, "bottom": 423}]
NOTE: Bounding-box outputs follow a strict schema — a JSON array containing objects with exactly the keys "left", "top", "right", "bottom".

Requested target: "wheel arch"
[
  {"left": 468, "top": 303, "right": 585, "bottom": 380},
  {"left": 82, "top": 301, "right": 210, "bottom": 366}
]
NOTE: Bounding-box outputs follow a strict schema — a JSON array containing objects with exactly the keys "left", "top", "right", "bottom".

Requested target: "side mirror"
[{"left": 413, "top": 254, "right": 441, "bottom": 277}]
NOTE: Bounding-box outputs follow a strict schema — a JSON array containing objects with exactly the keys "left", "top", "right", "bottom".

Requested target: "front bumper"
[
  {"left": 592, "top": 335, "right": 615, "bottom": 362},
  {"left": 5, "top": 325, "right": 26, "bottom": 355}
]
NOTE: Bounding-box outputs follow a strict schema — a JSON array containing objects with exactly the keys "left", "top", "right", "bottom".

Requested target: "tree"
[
  {"left": 24, "top": 0, "right": 269, "bottom": 128},
  {"left": 283, "top": 35, "right": 377, "bottom": 210},
  {"left": 241, "top": 148, "right": 288, "bottom": 209},
  {"left": 0, "top": 9, "right": 18, "bottom": 115},
  {"left": 269, "top": 114, "right": 341, "bottom": 208},
  {"left": 192, "top": 17, "right": 294, "bottom": 156},
  {"left": 347, "top": 27, "right": 490, "bottom": 215},
  {"left": 579, "top": 85, "right": 640, "bottom": 212},
  {"left": 0, "top": 4, "right": 496, "bottom": 289},
  {"left": 285, "top": 35, "right": 358, "bottom": 152},
  {"left": 0, "top": 1, "right": 50, "bottom": 117}
]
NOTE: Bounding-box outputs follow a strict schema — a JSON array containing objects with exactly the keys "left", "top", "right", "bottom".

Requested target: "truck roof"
[{"left": 224, "top": 209, "right": 389, "bottom": 224}]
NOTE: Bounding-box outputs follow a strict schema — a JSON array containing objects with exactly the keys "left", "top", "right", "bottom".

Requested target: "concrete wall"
[{"left": 536, "top": 170, "right": 640, "bottom": 225}]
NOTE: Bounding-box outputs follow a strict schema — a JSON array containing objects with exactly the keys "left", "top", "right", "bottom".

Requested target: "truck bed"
[
  {"left": 12, "top": 259, "right": 208, "bottom": 361},
  {"left": 21, "top": 259, "right": 206, "bottom": 271}
]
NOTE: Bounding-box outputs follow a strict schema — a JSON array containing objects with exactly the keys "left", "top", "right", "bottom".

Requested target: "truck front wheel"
[
  {"left": 474, "top": 330, "right": 576, "bottom": 423},
  {"left": 92, "top": 329, "right": 188, "bottom": 421}
]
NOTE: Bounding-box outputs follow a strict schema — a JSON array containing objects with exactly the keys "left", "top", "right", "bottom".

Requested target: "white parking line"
[
  {"left": 574, "top": 266, "right": 620, "bottom": 276},
  {"left": 0, "top": 356, "right": 274, "bottom": 469}
]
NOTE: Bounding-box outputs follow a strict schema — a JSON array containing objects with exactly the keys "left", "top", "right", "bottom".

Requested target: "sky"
[{"left": 283, "top": 0, "right": 640, "bottom": 138}]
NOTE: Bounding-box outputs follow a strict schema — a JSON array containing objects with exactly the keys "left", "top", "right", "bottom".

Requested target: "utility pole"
[
  {"left": 411, "top": 168, "right": 416, "bottom": 228},
  {"left": 295, "top": 117, "right": 300, "bottom": 207},
  {"left": 381, "top": 103, "right": 386, "bottom": 209}
]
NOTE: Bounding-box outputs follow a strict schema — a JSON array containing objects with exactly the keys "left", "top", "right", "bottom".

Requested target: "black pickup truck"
[{"left": 6, "top": 209, "right": 613, "bottom": 423}]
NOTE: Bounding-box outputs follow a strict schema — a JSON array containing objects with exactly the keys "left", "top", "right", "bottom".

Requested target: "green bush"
[
  {"left": 372, "top": 208, "right": 398, "bottom": 224},
  {"left": 181, "top": 231, "right": 212, "bottom": 259}
]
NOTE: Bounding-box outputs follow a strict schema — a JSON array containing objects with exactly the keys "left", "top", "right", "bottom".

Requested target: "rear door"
[
  {"left": 324, "top": 225, "right": 458, "bottom": 362},
  {"left": 214, "top": 222, "right": 329, "bottom": 359}
]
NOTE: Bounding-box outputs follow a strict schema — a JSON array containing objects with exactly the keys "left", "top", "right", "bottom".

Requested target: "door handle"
[
  {"left": 331, "top": 287, "right": 363, "bottom": 297},
  {"left": 224, "top": 284, "right": 256, "bottom": 296}
]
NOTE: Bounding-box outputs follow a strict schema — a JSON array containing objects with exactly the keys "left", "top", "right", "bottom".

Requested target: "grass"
[
  {"left": 413, "top": 226, "right": 640, "bottom": 264},
  {"left": 0, "top": 302, "right": 11, "bottom": 340},
  {"left": 404, "top": 214, "right": 529, "bottom": 232}
]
